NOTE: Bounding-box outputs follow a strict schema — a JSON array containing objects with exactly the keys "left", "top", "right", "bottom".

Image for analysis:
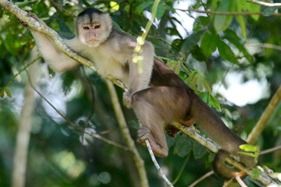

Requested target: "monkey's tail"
[
  {"left": 187, "top": 90, "right": 256, "bottom": 178},
  {"left": 189, "top": 91, "right": 245, "bottom": 152}
]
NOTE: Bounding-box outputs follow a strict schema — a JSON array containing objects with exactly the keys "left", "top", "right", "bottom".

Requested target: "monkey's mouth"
[{"left": 87, "top": 38, "right": 99, "bottom": 43}]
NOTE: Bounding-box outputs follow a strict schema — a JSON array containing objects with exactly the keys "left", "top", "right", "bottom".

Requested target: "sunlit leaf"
[
  {"left": 240, "top": 0, "right": 260, "bottom": 21},
  {"left": 213, "top": 0, "right": 235, "bottom": 32},
  {"left": 239, "top": 144, "right": 259, "bottom": 152},
  {"left": 110, "top": 1, "right": 120, "bottom": 12}
]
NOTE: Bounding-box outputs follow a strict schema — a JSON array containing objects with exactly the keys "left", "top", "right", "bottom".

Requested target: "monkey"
[{"left": 31, "top": 8, "right": 256, "bottom": 178}]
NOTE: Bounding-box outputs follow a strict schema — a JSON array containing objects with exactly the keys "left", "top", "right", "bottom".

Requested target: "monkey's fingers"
[
  {"left": 137, "top": 127, "right": 151, "bottom": 144},
  {"left": 123, "top": 91, "right": 133, "bottom": 108}
]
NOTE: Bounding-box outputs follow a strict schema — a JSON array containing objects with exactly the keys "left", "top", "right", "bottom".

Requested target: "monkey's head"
[{"left": 77, "top": 8, "right": 112, "bottom": 47}]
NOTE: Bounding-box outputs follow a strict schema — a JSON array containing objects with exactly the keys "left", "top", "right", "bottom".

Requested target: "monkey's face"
[{"left": 77, "top": 13, "right": 112, "bottom": 47}]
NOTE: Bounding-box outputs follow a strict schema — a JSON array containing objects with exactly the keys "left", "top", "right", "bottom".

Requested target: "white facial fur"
[{"left": 77, "top": 13, "right": 112, "bottom": 47}]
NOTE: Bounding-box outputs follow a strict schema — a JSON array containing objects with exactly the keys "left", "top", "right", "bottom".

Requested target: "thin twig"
[
  {"left": 247, "top": 86, "right": 281, "bottom": 144},
  {"left": 249, "top": 0, "right": 281, "bottom": 7},
  {"left": 26, "top": 69, "right": 129, "bottom": 151},
  {"left": 177, "top": 8, "right": 281, "bottom": 16},
  {"left": 172, "top": 155, "right": 189, "bottom": 184},
  {"left": 5, "top": 57, "right": 40, "bottom": 87},
  {"left": 261, "top": 145, "right": 281, "bottom": 155},
  {"left": 258, "top": 43, "right": 281, "bottom": 51},
  {"left": 188, "top": 171, "right": 214, "bottom": 187},
  {"left": 145, "top": 140, "right": 174, "bottom": 187},
  {"left": 133, "top": 0, "right": 160, "bottom": 73},
  {"left": 235, "top": 176, "right": 248, "bottom": 187}
]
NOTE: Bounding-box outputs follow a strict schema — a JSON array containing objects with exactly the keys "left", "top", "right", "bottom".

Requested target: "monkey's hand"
[
  {"left": 123, "top": 91, "right": 133, "bottom": 108},
  {"left": 137, "top": 126, "right": 168, "bottom": 157},
  {"left": 137, "top": 127, "right": 151, "bottom": 145}
]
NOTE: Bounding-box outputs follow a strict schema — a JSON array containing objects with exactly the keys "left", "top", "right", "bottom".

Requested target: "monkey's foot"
[{"left": 181, "top": 116, "right": 195, "bottom": 127}]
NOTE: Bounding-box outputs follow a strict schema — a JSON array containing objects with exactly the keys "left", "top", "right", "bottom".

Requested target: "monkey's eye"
[
  {"left": 83, "top": 26, "right": 90, "bottom": 30},
  {"left": 94, "top": 24, "right": 101, "bottom": 29}
]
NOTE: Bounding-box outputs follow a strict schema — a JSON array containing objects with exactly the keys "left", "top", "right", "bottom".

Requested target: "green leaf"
[
  {"left": 213, "top": 0, "right": 235, "bottom": 32},
  {"left": 224, "top": 29, "right": 253, "bottom": 62},
  {"left": 239, "top": 144, "right": 260, "bottom": 158},
  {"left": 210, "top": 0, "right": 219, "bottom": 11},
  {"left": 236, "top": 15, "right": 247, "bottom": 38},
  {"left": 239, "top": 144, "right": 259, "bottom": 152},
  {"left": 235, "top": 2, "right": 247, "bottom": 38},
  {"left": 217, "top": 39, "right": 238, "bottom": 64},
  {"left": 0, "top": 89, "right": 4, "bottom": 97},
  {"left": 209, "top": 94, "right": 222, "bottom": 111},
  {"left": 0, "top": 87, "right": 12, "bottom": 97},
  {"left": 200, "top": 31, "right": 218, "bottom": 57},
  {"left": 193, "top": 141, "right": 207, "bottom": 159},
  {"left": 135, "top": 1, "right": 153, "bottom": 15},
  {"left": 251, "top": 168, "right": 262, "bottom": 179},
  {"left": 173, "top": 135, "right": 192, "bottom": 157},
  {"left": 5, "top": 87, "right": 12, "bottom": 97},
  {"left": 191, "top": 45, "right": 207, "bottom": 62},
  {"left": 180, "top": 30, "right": 205, "bottom": 56},
  {"left": 156, "top": 1, "right": 167, "bottom": 19},
  {"left": 240, "top": 0, "right": 260, "bottom": 21}
]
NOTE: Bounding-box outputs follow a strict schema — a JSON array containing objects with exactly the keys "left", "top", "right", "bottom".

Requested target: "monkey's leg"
[
  {"left": 133, "top": 100, "right": 168, "bottom": 157},
  {"left": 131, "top": 86, "right": 190, "bottom": 157}
]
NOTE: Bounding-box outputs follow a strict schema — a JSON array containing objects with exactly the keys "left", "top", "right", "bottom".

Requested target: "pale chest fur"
[{"left": 82, "top": 41, "right": 130, "bottom": 86}]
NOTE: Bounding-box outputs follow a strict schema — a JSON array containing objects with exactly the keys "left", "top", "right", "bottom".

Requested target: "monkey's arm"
[
  {"left": 121, "top": 36, "right": 154, "bottom": 107},
  {"left": 31, "top": 31, "right": 80, "bottom": 72},
  {"left": 127, "top": 41, "right": 154, "bottom": 93}
]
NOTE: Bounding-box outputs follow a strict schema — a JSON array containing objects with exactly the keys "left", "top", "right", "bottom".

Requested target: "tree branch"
[
  {"left": 247, "top": 86, "right": 281, "bottom": 144},
  {"left": 249, "top": 0, "right": 281, "bottom": 7},
  {"left": 177, "top": 8, "right": 281, "bottom": 17},
  {"left": 261, "top": 145, "right": 281, "bottom": 155},
  {"left": 105, "top": 81, "right": 149, "bottom": 187},
  {"left": 11, "top": 49, "right": 40, "bottom": 187},
  {"left": 189, "top": 171, "right": 214, "bottom": 187}
]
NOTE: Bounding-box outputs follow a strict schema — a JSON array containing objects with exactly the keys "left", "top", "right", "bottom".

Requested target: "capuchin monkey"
[{"left": 31, "top": 8, "right": 256, "bottom": 178}]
